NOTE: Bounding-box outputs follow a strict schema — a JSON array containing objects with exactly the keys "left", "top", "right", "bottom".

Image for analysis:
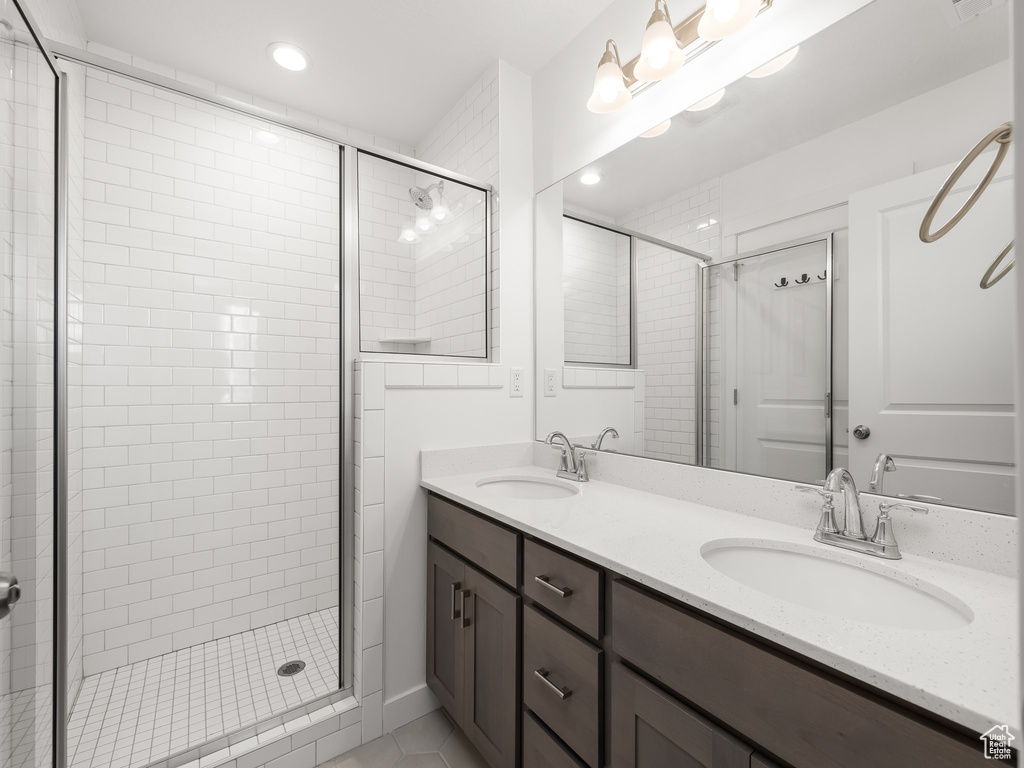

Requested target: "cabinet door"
[
  {"left": 611, "top": 664, "right": 752, "bottom": 768},
  {"left": 427, "top": 541, "right": 466, "bottom": 723},
  {"left": 464, "top": 563, "right": 521, "bottom": 768}
]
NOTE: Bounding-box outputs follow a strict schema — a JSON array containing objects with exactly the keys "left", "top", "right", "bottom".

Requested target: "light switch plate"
[
  {"left": 544, "top": 369, "right": 557, "bottom": 397},
  {"left": 510, "top": 368, "right": 524, "bottom": 397}
]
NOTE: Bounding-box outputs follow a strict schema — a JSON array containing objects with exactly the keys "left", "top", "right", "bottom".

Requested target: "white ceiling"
[
  {"left": 563, "top": 0, "right": 1010, "bottom": 219},
  {"left": 76, "top": 0, "right": 617, "bottom": 147}
]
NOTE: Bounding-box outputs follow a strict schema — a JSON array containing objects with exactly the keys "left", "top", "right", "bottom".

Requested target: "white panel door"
[
  {"left": 723, "top": 239, "right": 830, "bottom": 483},
  {"left": 847, "top": 158, "right": 1015, "bottom": 513}
]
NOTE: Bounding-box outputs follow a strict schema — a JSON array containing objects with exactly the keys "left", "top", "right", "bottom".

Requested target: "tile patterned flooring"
[
  {"left": 316, "top": 709, "right": 487, "bottom": 768},
  {"left": 3, "top": 685, "right": 53, "bottom": 768},
  {"left": 68, "top": 608, "right": 340, "bottom": 768}
]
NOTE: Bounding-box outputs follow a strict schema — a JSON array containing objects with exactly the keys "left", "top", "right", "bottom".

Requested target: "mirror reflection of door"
[
  {"left": 848, "top": 159, "right": 1016, "bottom": 514},
  {"left": 711, "top": 240, "right": 830, "bottom": 484}
]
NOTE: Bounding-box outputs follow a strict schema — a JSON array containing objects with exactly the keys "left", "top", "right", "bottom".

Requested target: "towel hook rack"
[{"left": 919, "top": 122, "right": 1012, "bottom": 243}]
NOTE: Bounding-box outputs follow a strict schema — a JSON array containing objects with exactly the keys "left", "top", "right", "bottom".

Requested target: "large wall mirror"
[{"left": 535, "top": 0, "right": 1016, "bottom": 515}]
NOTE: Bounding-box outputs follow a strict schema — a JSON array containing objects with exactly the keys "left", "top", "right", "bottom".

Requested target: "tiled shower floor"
[{"left": 68, "top": 607, "right": 340, "bottom": 768}]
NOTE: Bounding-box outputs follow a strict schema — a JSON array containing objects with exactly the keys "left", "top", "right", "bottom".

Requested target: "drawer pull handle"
[
  {"left": 460, "top": 589, "right": 470, "bottom": 629},
  {"left": 534, "top": 668, "right": 572, "bottom": 700},
  {"left": 534, "top": 575, "right": 573, "bottom": 598},
  {"left": 450, "top": 581, "right": 461, "bottom": 621}
]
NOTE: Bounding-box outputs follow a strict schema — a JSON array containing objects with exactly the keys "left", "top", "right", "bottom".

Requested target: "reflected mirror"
[{"left": 535, "top": 0, "right": 1015, "bottom": 514}]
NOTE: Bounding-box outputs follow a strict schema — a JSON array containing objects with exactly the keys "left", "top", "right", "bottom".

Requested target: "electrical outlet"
[
  {"left": 544, "top": 369, "right": 557, "bottom": 397},
  {"left": 510, "top": 368, "right": 524, "bottom": 397}
]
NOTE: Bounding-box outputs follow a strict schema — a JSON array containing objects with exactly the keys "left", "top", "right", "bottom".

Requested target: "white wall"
[{"left": 531, "top": 0, "right": 874, "bottom": 190}]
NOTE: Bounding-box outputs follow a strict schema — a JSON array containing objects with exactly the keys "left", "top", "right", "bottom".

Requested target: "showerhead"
[{"left": 409, "top": 186, "right": 434, "bottom": 211}]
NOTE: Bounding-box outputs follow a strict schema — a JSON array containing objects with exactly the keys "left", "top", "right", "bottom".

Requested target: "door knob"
[
  {"left": 0, "top": 572, "right": 21, "bottom": 620},
  {"left": 852, "top": 425, "right": 871, "bottom": 440}
]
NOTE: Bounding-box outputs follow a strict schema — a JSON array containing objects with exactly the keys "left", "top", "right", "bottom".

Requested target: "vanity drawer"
[
  {"left": 428, "top": 493, "right": 519, "bottom": 588},
  {"left": 523, "top": 604, "right": 602, "bottom": 768},
  {"left": 523, "top": 711, "right": 586, "bottom": 768},
  {"left": 523, "top": 538, "right": 602, "bottom": 639},
  {"left": 612, "top": 579, "right": 990, "bottom": 768}
]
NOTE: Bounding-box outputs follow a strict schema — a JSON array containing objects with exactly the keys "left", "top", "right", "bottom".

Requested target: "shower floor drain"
[{"left": 277, "top": 661, "right": 306, "bottom": 677}]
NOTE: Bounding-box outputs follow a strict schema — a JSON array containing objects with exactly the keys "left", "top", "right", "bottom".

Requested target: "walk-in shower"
[{"left": 0, "top": 2, "right": 495, "bottom": 766}]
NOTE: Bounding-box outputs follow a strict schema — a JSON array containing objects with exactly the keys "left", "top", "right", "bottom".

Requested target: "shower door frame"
[
  {"left": 0, "top": 1, "right": 66, "bottom": 767},
  {"left": 697, "top": 231, "right": 836, "bottom": 480}
]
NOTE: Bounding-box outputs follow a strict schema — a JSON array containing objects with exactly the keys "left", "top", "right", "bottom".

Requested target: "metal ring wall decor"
[
  {"left": 919, "top": 122, "right": 1012, "bottom": 242},
  {"left": 919, "top": 122, "right": 1015, "bottom": 290}
]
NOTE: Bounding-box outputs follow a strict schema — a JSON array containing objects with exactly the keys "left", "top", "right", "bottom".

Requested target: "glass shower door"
[{"left": 0, "top": 3, "right": 59, "bottom": 767}]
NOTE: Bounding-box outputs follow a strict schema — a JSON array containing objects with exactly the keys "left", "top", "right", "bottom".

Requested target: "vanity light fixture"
[
  {"left": 698, "top": 0, "right": 760, "bottom": 41},
  {"left": 746, "top": 45, "right": 799, "bottom": 78},
  {"left": 580, "top": 171, "right": 602, "bottom": 185},
  {"left": 686, "top": 87, "right": 726, "bottom": 111},
  {"left": 414, "top": 208, "right": 436, "bottom": 234},
  {"left": 584, "top": 1, "right": 772, "bottom": 113},
  {"left": 634, "top": 0, "right": 686, "bottom": 83},
  {"left": 255, "top": 130, "right": 280, "bottom": 145},
  {"left": 587, "top": 40, "right": 632, "bottom": 113},
  {"left": 640, "top": 119, "right": 672, "bottom": 138},
  {"left": 267, "top": 42, "right": 308, "bottom": 71}
]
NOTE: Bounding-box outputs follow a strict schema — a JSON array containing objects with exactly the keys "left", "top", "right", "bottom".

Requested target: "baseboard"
[{"left": 383, "top": 683, "right": 440, "bottom": 733}]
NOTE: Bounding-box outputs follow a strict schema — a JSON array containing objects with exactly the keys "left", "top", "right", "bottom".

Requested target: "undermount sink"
[
  {"left": 701, "top": 540, "right": 972, "bottom": 631},
  {"left": 475, "top": 475, "right": 579, "bottom": 500}
]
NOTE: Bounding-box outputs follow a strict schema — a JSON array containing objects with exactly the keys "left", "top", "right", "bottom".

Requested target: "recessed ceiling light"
[
  {"left": 640, "top": 120, "right": 671, "bottom": 138},
  {"left": 686, "top": 88, "right": 726, "bottom": 112},
  {"left": 746, "top": 46, "right": 799, "bottom": 79},
  {"left": 267, "top": 43, "right": 308, "bottom": 72},
  {"left": 255, "top": 130, "right": 280, "bottom": 145},
  {"left": 580, "top": 172, "right": 602, "bottom": 185}
]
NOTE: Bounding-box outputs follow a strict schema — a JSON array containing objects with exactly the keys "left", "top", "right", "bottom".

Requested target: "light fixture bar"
[{"left": 620, "top": 0, "right": 773, "bottom": 93}]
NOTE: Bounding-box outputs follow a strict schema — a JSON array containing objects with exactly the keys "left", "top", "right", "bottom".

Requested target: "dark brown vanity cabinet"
[
  {"left": 427, "top": 536, "right": 520, "bottom": 768},
  {"left": 427, "top": 491, "right": 1001, "bottom": 768}
]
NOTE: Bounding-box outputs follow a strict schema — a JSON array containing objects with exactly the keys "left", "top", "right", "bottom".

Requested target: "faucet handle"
[
  {"left": 871, "top": 502, "right": 928, "bottom": 550},
  {"left": 794, "top": 485, "right": 833, "bottom": 499},
  {"left": 877, "top": 501, "right": 929, "bottom": 516}
]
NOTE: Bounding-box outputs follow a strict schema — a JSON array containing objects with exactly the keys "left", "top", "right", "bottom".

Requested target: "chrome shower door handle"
[{"left": 0, "top": 571, "right": 21, "bottom": 620}]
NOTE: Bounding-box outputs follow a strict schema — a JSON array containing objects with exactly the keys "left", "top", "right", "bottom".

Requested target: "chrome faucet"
[
  {"left": 544, "top": 431, "right": 594, "bottom": 482},
  {"left": 868, "top": 453, "right": 896, "bottom": 493},
  {"left": 795, "top": 467, "right": 929, "bottom": 560},
  {"left": 591, "top": 426, "right": 619, "bottom": 451}
]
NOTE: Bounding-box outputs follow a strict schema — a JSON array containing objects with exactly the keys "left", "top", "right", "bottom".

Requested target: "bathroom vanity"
[{"left": 421, "top": 466, "right": 1015, "bottom": 768}]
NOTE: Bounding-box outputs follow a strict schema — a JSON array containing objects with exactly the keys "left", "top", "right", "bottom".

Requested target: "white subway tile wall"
[
  {"left": 415, "top": 64, "right": 499, "bottom": 360},
  {"left": 356, "top": 154, "right": 418, "bottom": 353},
  {"left": 79, "top": 69, "right": 341, "bottom": 676},
  {"left": 562, "top": 217, "right": 630, "bottom": 365},
  {"left": 617, "top": 181, "right": 720, "bottom": 463},
  {"left": 357, "top": 155, "right": 488, "bottom": 357}
]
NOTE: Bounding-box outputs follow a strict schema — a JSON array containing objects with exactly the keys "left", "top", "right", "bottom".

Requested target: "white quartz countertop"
[{"left": 421, "top": 465, "right": 1019, "bottom": 736}]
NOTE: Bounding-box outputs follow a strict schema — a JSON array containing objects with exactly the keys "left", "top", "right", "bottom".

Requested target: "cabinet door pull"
[
  {"left": 460, "top": 589, "right": 470, "bottom": 628},
  {"left": 534, "top": 575, "right": 573, "bottom": 598},
  {"left": 450, "top": 581, "right": 461, "bottom": 621},
  {"left": 534, "top": 668, "right": 572, "bottom": 700}
]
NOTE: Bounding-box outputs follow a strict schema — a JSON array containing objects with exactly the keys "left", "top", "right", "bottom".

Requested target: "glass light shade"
[
  {"left": 415, "top": 209, "right": 435, "bottom": 233},
  {"left": 746, "top": 46, "right": 800, "bottom": 78},
  {"left": 587, "top": 55, "right": 631, "bottom": 114},
  {"left": 640, "top": 119, "right": 671, "bottom": 138},
  {"left": 398, "top": 226, "right": 421, "bottom": 244},
  {"left": 580, "top": 172, "right": 601, "bottom": 185},
  {"left": 686, "top": 88, "right": 726, "bottom": 112},
  {"left": 697, "top": 0, "right": 760, "bottom": 41},
  {"left": 634, "top": 18, "right": 685, "bottom": 83},
  {"left": 431, "top": 200, "right": 450, "bottom": 222}
]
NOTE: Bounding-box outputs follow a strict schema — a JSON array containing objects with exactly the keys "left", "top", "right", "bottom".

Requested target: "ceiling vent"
[{"left": 942, "top": 0, "right": 1006, "bottom": 26}]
